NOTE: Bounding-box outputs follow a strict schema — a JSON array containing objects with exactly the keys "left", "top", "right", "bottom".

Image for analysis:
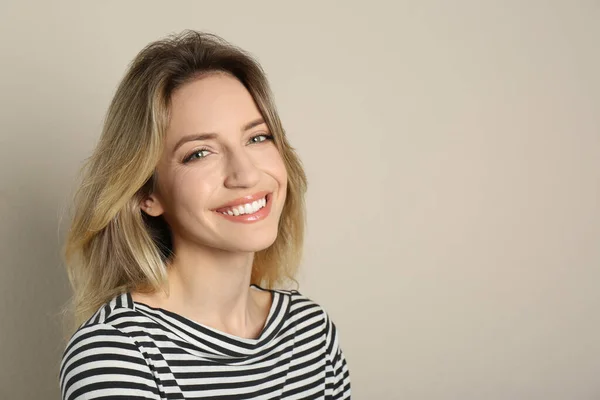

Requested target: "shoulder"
[
  {"left": 59, "top": 322, "right": 158, "bottom": 400},
  {"left": 286, "top": 288, "right": 329, "bottom": 318},
  {"left": 277, "top": 288, "right": 341, "bottom": 346},
  {"left": 61, "top": 293, "right": 146, "bottom": 359},
  {"left": 289, "top": 290, "right": 347, "bottom": 363},
  {"left": 82, "top": 292, "right": 137, "bottom": 326},
  {"left": 59, "top": 293, "right": 159, "bottom": 400}
]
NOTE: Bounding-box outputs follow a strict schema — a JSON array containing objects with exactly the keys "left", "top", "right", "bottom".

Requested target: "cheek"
[
  {"left": 263, "top": 148, "right": 288, "bottom": 184},
  {"left": 276, "top": 159, "right": 288, "bottom": 186},
  {"left": 277, "top": 157, "right": 289, "bottom": 192},
  {"left": 170, "top": 168, "right": 218, "bottom": 210}
]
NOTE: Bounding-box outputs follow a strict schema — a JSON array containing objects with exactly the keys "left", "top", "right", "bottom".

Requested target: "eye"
[
  {"left": 248, "top": 134, "right": 274, "bottom": 144},
  {"left": 183, "top": 148, "right": 211, "bottom": 163}
]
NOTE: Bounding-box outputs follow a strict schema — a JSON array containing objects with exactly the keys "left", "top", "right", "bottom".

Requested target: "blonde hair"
[{"left": 62, "top": 30, "right": 307, "bottom": 334}]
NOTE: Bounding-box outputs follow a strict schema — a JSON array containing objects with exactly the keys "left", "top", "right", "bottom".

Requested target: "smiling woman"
[{"left": 58, "top": 30, "right": 351, "bottom": 400}]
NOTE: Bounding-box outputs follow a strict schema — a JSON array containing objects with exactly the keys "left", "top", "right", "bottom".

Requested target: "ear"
[{"left": 140, "top": 192, "right": 165, "bottom": 217}]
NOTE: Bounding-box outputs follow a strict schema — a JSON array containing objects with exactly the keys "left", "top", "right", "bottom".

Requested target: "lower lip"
[{"left": 214, "top": 194, "right": 273, "bottom": 224}]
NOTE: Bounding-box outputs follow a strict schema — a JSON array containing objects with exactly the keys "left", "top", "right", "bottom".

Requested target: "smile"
[
  {"left": 213, "top": 191, "right": 273, "bottom": 223},
  {"left": 219, "top": 196, "right": 267, "bottom": 216}
]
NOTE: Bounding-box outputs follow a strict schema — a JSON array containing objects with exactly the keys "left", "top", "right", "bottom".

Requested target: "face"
[{"left": 142, "top": 72, "right": 288, "bottom": 254}]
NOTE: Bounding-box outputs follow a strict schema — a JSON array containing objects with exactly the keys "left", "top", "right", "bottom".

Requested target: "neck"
[{"left": 151, "top": 240, "right": 264, "bottom": 338}]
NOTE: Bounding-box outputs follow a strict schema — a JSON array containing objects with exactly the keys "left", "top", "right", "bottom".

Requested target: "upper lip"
[{"left": 213, "top": 190, "right": 271, "bottom": 211}]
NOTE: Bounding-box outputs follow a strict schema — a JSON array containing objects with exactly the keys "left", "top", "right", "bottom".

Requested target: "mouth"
[{"left": 213, "top": 192, "right": 273, "bottom": 223}]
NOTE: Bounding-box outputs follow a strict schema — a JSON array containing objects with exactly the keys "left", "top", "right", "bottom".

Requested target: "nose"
[{"left": 223, "top": 147, "right": 261, "bottom": 189}]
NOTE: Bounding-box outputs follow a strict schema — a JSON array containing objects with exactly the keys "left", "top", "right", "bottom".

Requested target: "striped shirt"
[{"left": 59, "top": 284, "right": 351, "bottom": 399}]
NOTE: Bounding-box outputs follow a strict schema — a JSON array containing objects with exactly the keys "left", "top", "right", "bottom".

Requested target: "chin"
[
  {"left": 215, "top": 227, "right": 279, "bottom": 253},
  {"left": 236, "top": 233, "right": 278, "bottom": 253}
]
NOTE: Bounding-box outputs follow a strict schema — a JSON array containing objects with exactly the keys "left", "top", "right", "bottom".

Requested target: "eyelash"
[{"left": 182, "top": 134, "right": 274, "bottom": 163}]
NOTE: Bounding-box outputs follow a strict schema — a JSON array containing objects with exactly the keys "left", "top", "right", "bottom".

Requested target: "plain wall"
[{"left": 1, "top": 1, "right": 599, "bottom": 399}]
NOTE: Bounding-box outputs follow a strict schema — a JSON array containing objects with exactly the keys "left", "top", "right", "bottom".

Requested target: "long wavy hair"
[{"left": 61, "top": 30, "right": 307, "bottom": 334}]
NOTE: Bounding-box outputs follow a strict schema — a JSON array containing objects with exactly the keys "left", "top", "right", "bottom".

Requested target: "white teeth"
[{"left": 220, "top": 196, "right": 267, "bottom": 216}]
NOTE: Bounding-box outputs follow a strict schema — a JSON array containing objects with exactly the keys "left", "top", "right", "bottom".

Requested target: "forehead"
[{"left": 168, "top": 73, "right": 262, "bottom": 135}]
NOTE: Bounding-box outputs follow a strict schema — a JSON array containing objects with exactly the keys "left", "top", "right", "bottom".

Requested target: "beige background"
[{"left": 1, "top": 1, "right": 599, "bottom": 399}]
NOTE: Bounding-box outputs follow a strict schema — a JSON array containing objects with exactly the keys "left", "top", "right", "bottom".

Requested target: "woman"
[{"left": 58, "top": 30, "right": 351, "bottom": 399}]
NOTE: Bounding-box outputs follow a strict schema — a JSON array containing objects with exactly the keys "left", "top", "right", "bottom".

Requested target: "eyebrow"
[{"left": 172, "top": 118, "right": 267, "bottom": 154}]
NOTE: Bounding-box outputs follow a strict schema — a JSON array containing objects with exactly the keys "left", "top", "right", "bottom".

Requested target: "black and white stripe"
[{"left": 59, "top": 285, "right": 351, "bottom": 399}]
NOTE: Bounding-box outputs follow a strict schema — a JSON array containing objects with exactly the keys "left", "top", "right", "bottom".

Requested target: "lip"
[
  {"left": 213, "top": 190, "right": 272, "bottom": 212},
  {"left": 214, "top": 192, "right": 273, "bottom": 224}
]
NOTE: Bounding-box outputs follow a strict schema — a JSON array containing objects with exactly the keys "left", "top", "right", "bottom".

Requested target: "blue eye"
[
  {"left": 183, "top": 148, "right": 211, "bottom": 163},
  {"left": 249, "top": 134, "right": 274, "bottom": 144}
]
